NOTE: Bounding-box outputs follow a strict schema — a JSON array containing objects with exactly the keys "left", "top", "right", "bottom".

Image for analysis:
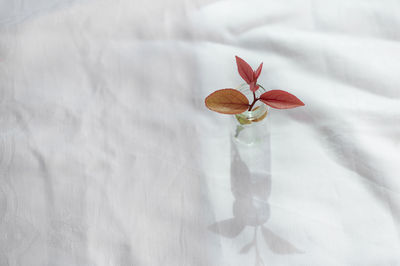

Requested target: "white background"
[{"left": 1, "top": 0, "right": 400, "bottom": 265}]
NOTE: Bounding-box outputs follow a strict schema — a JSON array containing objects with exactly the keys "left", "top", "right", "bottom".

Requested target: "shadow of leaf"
[
  {"left": 239, "top": 241, "right": 254, "bottom": 254},
  {"left": 261, "top": 226, "right": 303, "bottom": 254},
  {"left": 208, "top": 218, "right": 245, "bottom": 238}
]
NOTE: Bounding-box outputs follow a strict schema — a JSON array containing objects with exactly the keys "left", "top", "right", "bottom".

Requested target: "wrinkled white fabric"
[{"left": 1, "top": 0, "right": 400, "bottom": 265}]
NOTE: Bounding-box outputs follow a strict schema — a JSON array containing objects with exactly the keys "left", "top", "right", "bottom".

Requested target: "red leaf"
[
  {"left": 259, "top": 90, "right": 305, "bottom": 109},
  {"left": 235, "top": 56, "right": 254, "bottom": 84},
  {"left": 254, "top": 62, "right": 263, "bottom": 80},
  {"left": 205, "top": 89, "right": 250, "bottom": 114}
]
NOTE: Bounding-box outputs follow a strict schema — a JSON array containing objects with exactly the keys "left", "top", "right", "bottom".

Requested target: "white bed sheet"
[{"left": 1, "top": 0, "right": 400, "bottom": 265}]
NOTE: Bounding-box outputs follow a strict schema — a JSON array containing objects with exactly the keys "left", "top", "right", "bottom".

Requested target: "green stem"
[
  {"left": 235, "top": 125, "right": 244, "bottom": 138},
  {"left": 258, "top": 84, "right": 266, "bottom": 90}
]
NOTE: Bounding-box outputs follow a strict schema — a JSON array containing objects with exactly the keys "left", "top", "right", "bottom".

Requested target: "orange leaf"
[
  {"left": 205, "top": 89, "right": 249, "bottom": 114},
  {"left": 260, "top": 90, "right": 305, "bottom": 109}
]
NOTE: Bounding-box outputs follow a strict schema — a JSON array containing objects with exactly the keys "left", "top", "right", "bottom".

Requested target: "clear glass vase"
[{"left": 232, "top": 84, "right": 270, "bottom": 145}]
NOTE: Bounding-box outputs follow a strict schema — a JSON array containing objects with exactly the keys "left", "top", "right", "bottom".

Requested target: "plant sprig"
[{"left": 205, "top": 56, "right": 305, "bottom": 115}]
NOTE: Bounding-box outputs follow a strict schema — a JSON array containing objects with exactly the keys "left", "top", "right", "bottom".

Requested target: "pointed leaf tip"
[
  {"left": 254, "top": 62, "right": 263, "bottom": 79},
  {"left": 235, "top": 56, "right": 254, "bottom": 84},
  {"left": 205, "top": 89, "right": 250, "bottom": 114},
  {"left": 260, "top": 90, "right": 305, "bottom": 109}
]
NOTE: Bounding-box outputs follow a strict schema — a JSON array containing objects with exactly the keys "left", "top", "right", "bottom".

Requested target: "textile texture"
[{"left": 0, "top": 0, "right": 399, "bottom": 265}]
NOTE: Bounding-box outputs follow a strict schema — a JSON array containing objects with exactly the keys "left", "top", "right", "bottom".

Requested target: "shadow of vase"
[
  {"left": 209, "top": 134, "right": 302, "bottom": 264},
  {"left": 231, "top": 135, "right": 271, "bottom": 227}
]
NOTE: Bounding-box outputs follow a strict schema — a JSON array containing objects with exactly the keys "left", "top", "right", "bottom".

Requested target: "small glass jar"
[{"left": 232, "top": 84, "right": 270, "bottom": 145}]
